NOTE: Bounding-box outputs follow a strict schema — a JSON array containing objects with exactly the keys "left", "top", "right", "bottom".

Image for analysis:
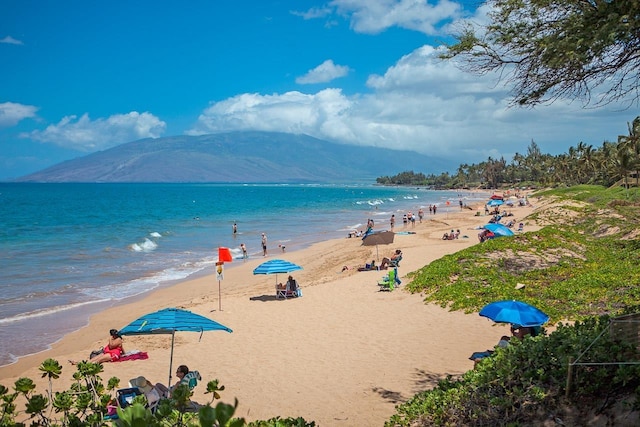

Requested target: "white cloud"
[
  {"left": 290, "top": 6, "right": 333, "bottom": 19},
  {"left": 188, "top": 89, "right": 354, "bottom": 140},
  {"left": 296, "top": 60, "right": 351, "bottom": 84},
  {"left": 0, "top": 36, "right": 24, "bottom": 45},
  {"left": 298, "top": 0, "right": 463, "bottom": 35},
  {"left": 0, "top": 102, "right": 38, "bottom": 127},
  {"left": 26, "top": 112, "right": 166, "bottom": 152},
  {"left": 189, "top": 43, "right": 629, "bottom": 165}
]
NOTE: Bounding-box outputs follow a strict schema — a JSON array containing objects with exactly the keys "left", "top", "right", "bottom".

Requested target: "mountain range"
[{"left": 15, "top": 131, "right": 451, "bottom": 183}]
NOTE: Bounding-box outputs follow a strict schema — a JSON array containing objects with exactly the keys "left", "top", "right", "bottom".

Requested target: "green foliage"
[
  {"left": 392, "top": 186, "right": 640, "bottom": 424},
  {"left": 39, "top": 359, "right": 62, "bottom": 380},
  {"left": 0, "top": 361, "right": 315, "bottom": 426},
  {"left": 376, "top": 170, "right": 429, "bottom": 186},
  {"left": 441, "top": 0, "right": 640, "bottom": 107},
  {"left": 379, "top": 116, "right": 640, "bottom": 191},
  {"left": 247, "top": 417, "right": 316, "bottom": 427},
  {"left": 387, "top": 317, "right": 640, "bottom": 426},
  {"left": 205, "top": 379, "right": 225, "bottom": 403},
  {"left": 406, "top": 188, "right": 640, "bottom": 322}
]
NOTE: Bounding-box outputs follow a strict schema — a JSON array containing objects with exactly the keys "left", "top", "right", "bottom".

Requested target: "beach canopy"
[
  {"left": 483, "top": 223, "right": 514, "bottom": 237},
  {"left": 119, "top": 307, "right": 232, "bottom": 388},
  {"left": 479, "top": 300, "right": 549, "bottom": 327},
  {"left": 362, "top": 230, "right": 395, "bottom": 260},
  {"left": 487, "top": 199, "right": 504, "bottom": 207},
  {"left": 253, "top": 259, "right": 303, "bottom": 285}
]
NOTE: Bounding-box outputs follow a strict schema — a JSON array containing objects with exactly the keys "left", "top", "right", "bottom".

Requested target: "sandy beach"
[{"left": 0, "top": 196, "right": 539, "bottom": 425}]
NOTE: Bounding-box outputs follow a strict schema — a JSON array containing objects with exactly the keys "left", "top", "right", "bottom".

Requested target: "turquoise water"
[{"left": 0, "top": 183, "right": 485, "bottom": 366}]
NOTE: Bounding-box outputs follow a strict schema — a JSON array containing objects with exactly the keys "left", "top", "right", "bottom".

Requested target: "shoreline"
[
  {"left": 1, "top": 193, "right": 534, "bottom": 425},
  {"left": 0, "top": 191, "right": 489, "bottom": 366}
]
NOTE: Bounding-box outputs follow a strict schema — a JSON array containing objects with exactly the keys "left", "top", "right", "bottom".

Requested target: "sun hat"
[{"left": 129, "top": 376, "right": 154, "bottom": 394}]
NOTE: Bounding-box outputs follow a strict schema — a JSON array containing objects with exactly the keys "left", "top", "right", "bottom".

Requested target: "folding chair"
[{"left": 378, "top": 268, "right": 401, "bottom": 291}]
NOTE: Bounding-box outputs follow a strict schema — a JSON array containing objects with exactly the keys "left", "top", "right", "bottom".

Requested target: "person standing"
[
  {"left": 232, "top": 222, "right": 238, "bottom": 235},
  {"left": 390, "top": 214, "right": 395, "bottom": 230},
  {"left": 261, "top": 233, "right": 268, "bottom": 256},
  {"left": 240, "top": 243, "right": 248, "bottom": 259},
  {"left": 418, "top": 208, "right": 424, "bottom": 223}
]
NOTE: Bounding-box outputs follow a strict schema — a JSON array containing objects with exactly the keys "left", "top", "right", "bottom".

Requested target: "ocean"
[{"left": 0, "top": 183, "right": 487, "bottom": 366}]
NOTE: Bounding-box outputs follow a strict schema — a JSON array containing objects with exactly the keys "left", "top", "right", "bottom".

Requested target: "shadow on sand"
[{"left": 249, "top": 294, "right": 280, "bottom": 302}]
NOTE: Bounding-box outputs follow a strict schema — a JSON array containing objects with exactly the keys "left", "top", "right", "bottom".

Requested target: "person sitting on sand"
[
  {"left": 442, "top": 232, "right": 450, "bottom": 240},
  {"left": 155, "top": 365, "right": 201, "bottom": 397},
  {"left": 357, "top": 260, "right": 376, "bottom": 271},
  {"left": 478, "top": 229, "right": 495, "bottom": 242},
  {"left": 70, "top": 328, "right": 123, "bottom": 365},
  {"left": 129, "top": 376, "right": 162, "bottom": 406},
  {"left": 470, "top": 335, "right": 511, "bottom": 367},
  {"left": 380, "top": 249, "right": 402, "bottom": 270}
]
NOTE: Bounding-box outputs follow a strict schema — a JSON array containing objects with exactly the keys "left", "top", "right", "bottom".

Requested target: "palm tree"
[
  {"left": 618, "top": 116, "right": 640, "bottom": 187},
  {"left": 615, "top": 143, "right": 634, "bottom": 197}
]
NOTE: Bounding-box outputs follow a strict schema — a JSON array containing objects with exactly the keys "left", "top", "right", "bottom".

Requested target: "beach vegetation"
[
  {"left": 0, "top": 360, "right": 314, "bottom": 426},
  {"left": 387, "top": 316, "right": 640, "bottom": 426},
  {"left": 392, "top": 185, "right": 640, "bottom": 424}
]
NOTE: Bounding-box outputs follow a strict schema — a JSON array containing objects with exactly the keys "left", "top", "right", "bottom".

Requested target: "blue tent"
[
  {"left": 120, "top": 308, "right": 232, "bottom": 387},
  {"left": 483, "top": 223, "right": 515, "bottom": 237}
]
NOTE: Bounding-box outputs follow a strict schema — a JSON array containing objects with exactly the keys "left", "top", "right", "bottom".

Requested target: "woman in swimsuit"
[{"left": 70, "top": 328, "right": 124, "bottom": 365}]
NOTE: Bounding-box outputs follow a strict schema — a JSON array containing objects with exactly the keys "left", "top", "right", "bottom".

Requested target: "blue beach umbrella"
[
  {"left": 487, "top": 199, "right": 504, "bottom": 207},
  {"left": 253, "top": 259, "right": 303, "bottom": 285},
  {"left": 120, "top": 307, "right": 232, "bottom": 388},
  {"left": 479, "top": 300, "right": 549, "bottom": 327},
  {"left": 483, "top": 223, "right": 515, "bottom": 237}
]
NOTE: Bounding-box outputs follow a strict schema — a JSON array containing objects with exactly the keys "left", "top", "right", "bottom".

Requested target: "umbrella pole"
[{"left": 168, "top": 331, "right": 175, "bottom": 392}]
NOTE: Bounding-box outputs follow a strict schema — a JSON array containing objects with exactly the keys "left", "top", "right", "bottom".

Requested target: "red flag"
[{"left": 218, "top": 247, "right": 233, "bottom": 262}]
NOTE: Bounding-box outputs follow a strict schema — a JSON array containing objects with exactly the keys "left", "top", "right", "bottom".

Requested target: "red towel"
[{"left": 114, "top": 352, "right": 148, "bottom": 362}]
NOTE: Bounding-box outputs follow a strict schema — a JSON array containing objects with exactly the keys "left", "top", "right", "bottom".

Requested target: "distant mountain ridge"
[{"left": 15, "top": 131, "right": 450, "bottom": 183}]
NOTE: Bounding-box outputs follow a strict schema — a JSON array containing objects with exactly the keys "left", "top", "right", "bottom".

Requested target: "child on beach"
[
  {"left": 261, "top": 233, "right": 267, "bottom": 256},
  {"left": 240, "top": 243, "right": 248, "bottom": 259}
]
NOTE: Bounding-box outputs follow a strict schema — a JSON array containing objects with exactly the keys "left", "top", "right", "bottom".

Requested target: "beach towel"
[{"left": 114, "top": 351, "right": 149, "bottom": 362}]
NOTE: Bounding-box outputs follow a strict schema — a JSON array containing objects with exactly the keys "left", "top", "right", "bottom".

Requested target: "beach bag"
[
  {"left": 89, "top": 348, "right": 104, "bottom": 359},
  {"left": 296, "top": 288, "right": 302, "bottom": 297}
]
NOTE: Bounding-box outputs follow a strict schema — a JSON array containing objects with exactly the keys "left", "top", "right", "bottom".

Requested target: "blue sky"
[{"left": 1, "top": 0, "right": 638, "bottom": 180}]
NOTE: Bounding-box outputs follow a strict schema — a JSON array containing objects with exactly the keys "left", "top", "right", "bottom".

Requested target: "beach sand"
[{"left": 0, "top": 197, "right": 539, "bottom": 425}]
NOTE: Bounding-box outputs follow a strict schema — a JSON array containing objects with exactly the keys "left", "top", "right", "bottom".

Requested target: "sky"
[{"left": 1, "top": 0, "right": 639, "bottom": 180}]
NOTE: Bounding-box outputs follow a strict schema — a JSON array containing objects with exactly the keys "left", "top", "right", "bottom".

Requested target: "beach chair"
[
  {"left": 286, "top": 279, "right": 301, "bottom": 298},
  {"left": 378, "top": 268, "right": 401, "bottom": 291},
  {"left": 277, "top": 279, "right": 301, "bottom": 299},
  {"left": 183, "top": 371, "right": 201, "bottom": 389},
  {"left": 276, "top": 284, "right": 287, "bottom": 299},
  {"left": 389, "top": 255, "right": 402, "bottom": 268},
  {"left": 176, "top": 371, "right": 202, "bottom": 412}
]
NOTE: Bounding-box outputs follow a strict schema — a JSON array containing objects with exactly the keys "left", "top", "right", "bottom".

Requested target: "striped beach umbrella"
[{"left": 253, "top": 259, "right": 303, "bottom": 285}]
